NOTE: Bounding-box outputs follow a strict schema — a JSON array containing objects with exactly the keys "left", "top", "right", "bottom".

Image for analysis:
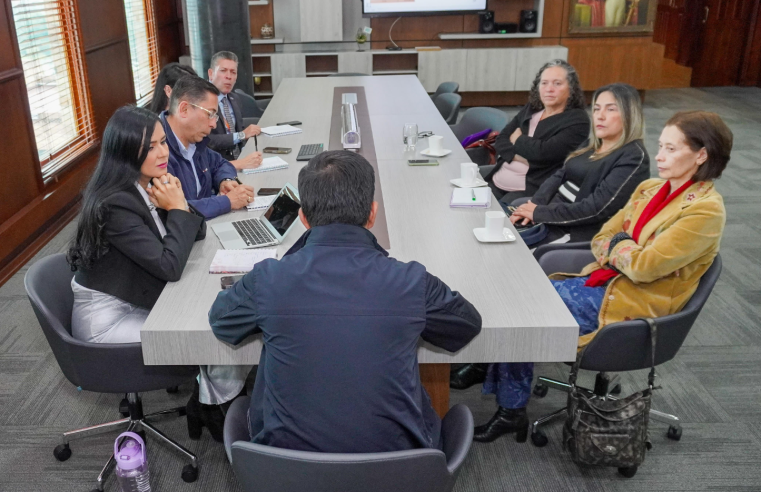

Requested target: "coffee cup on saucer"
[
  {"left": 427, "top": 135, "right": 444, "bottom": 155},
  {"left": 485, "top": 211, "right": 506, "bottom": 239},
  {"left": 460, "top": 162, "right": 479, "bottom": 185}
]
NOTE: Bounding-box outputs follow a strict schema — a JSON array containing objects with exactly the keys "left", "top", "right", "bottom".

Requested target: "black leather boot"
[
  {"left": 450, "top": 363, "right": 488, "bottom": 390},
  {"left": 473, "top": 406, "right": 529, "bottom": 443}
]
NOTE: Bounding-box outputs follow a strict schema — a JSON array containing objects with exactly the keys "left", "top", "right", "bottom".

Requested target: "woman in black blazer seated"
[
  {"left": 481, "top": 60, "right": 590, "bottom": 206},
  {"left": 508, "top": 83, "right": 650, "bottom": 247},
  {"left": 67, "top": 106, "right": 246, "bottom": 443}
]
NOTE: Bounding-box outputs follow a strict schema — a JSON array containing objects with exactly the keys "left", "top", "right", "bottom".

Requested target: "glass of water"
[{"left": 403, "top": 123, "right": 418, "bottom": 151}]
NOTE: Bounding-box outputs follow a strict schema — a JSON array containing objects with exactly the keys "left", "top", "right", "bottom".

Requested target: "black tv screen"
[{"left": 362, "top": 0, "right": 487, "bottom": 17}]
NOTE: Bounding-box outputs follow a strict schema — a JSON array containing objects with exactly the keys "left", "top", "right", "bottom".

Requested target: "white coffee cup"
[
  {"left": 428, "top": 135, "right": 444, "bottom": 155},
  {"left": 485, "top": 211, "right": 506, "bottom": 239},
  {"left": 460, "top": 162, "right": 479, "bottom": 184}
]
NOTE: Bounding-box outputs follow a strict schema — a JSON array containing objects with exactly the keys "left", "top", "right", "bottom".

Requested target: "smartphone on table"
[
  {"left": 220, "top": 275, "right": 244, "bottom": 290},
  {"left": 258, "top": 188, "right": 280, "bottom": 196},
  {"left": 408, "top": 159, "right": 439, "bottom": 166},
  {"left": 263, "top": 147, "right": 291, "bottom": 154}
]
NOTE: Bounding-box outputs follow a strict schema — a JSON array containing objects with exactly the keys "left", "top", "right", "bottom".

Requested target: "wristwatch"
[{"left": 236, "top": 131, "right": 246, "bottom": 141}]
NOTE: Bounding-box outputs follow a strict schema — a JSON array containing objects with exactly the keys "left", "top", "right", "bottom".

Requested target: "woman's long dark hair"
[
  {"left": 148, "top": 63, "right": 197, "bottom": 114},
  {"left": 67, "top": 106, "right": 159, "bottom": 270}
]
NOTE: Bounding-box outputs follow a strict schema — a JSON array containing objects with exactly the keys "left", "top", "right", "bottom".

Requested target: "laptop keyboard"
[
  {"left": 232, "top": 219, "right": 276, "bottom": 246},
  {"left": 296, "top": 143, "right": 324, "bottom": 161}
]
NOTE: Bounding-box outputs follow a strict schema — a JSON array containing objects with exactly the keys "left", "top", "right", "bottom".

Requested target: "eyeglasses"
[{"left": 188, "top": 102, "right": 219, "bottom": 122}]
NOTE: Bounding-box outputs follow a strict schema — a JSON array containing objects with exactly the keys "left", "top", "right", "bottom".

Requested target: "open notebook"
[
  {"left": 260, "top": 125, "right": 303, "bottom": 137},
  {"left": 209, "top": 248, "right": 277, "bottom": 274},
  {"left": 242, "top": 156, "right": 289, "bottom": 174},
  {"left": 450, "top": 187, "right": 492, "bottom": 208}
]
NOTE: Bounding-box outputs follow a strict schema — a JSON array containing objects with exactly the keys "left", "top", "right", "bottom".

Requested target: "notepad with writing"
[
  {"left": 260, "top": 125, "right": 303, "bottom": 137},
  {"left": 242, "top": 156, "right": 289, "bottom": 174},
  {"left": 450, "top": 188, "right": 492, "bottom": 208},
  {"left": 246, "top": 194, "right": 276, "bottom": 211},
  {"left": 209, "top": 248, "right": 277, "bottom": 274}
]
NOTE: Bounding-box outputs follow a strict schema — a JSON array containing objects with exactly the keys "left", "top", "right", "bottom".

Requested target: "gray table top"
[{"left": 141, "top": 75, "right": 579, "bottom": 365}]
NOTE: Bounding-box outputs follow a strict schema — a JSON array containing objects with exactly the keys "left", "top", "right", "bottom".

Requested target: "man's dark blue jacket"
[
  {"left": 160, "top": 112, "right": 238, "bottom": 219},
  {"left": 209, "top": 224, "right": 482, "bottom": 453}
]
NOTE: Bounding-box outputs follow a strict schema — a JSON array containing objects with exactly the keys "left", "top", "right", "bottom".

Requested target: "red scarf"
[{"left": 585, "top": 180, "right": 695, "bottom": 287}]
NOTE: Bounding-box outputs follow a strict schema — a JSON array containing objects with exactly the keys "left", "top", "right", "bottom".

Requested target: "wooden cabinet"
[
  {"left": 338, "top": 52, "right": 373, "bottom": 75},
  {"left": 653, "top": 0, "right": 699, "bottom": 66},
  {"left": 417, "top": 50, "right": 467, "bottom": 92},
  {"left": 271, "top": 53, "right": 306, "bottom": 92}
]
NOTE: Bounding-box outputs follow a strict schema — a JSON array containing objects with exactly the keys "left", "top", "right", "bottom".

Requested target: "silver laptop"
[{"left": 211, "top": 183, "right": 301, "bottom": 249}]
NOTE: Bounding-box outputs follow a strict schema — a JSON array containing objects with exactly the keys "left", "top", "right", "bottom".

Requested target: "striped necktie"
[{"left": 221, "top": 96, "right": 240, "bottom": 158}]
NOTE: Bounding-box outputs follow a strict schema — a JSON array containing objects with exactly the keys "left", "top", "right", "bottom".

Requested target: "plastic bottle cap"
[{"left": 115, "top": 438, "right": 145, "bottom": 471}]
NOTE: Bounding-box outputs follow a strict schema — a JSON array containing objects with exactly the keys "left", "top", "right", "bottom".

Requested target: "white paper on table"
[
  {"left": 242, "top": 156, "right": 289, "bottom": 174},
  {"left": 260, "top": 125, "right": 303, "bottom": 137},
  {"left": 246, "top": 194, "right": 276, "bottom": 211},
  {"left": 209, "top": 248, "right": 277, "bottom": 274}
]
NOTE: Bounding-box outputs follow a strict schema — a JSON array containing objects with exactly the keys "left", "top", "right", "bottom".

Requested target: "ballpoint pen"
[
  {"left": 254, "top": 134, "right": 258, "bottom": 152},
  {"left": 471, "top": 189, "right": 476, "bottom": 201}
]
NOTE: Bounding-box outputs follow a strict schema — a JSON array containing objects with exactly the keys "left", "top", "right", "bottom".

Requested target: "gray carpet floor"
[{"left": 1, "top": 87, "right": 760, "bottom": 491}]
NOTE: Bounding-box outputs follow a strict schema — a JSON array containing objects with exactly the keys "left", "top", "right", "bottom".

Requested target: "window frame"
[{"left": 124, "top": 0, "right": 160, "bottom": 106}]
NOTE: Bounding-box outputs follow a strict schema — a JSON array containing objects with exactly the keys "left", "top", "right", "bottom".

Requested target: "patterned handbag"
[{"left": 562, "top": 318, "right": 658, "bottom": 472}]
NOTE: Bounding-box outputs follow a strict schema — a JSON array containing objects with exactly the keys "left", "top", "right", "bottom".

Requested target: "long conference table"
[{"left": 141, "top": 75, "right": 578, "bottom": 416}]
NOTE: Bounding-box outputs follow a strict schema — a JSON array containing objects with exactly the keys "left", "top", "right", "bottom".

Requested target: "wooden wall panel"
[
  {"left": 740, "top": 1, "right": 761, "bottom": 87},
  {"left": 86, "top": 42, "right": 137, "bottom": 135},
  {"left": 79, "top": 0, "right": 128, "bottom": 49},
  {"left": 0, "top": 0, "right": 19, "bottom": 72},
  {"left": 155, "top": 0, "right": 186, "bottom": 65},
  {"left": 563, "top": 37, "right": 665, "bottom": 90},
  {"left": 0, "top": 78, "right": 41, "bottom": 224}
]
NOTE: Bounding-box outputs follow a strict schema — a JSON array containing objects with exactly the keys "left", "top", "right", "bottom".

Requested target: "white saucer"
[
  {"left": 450, "top": 177, "right": 488, "bottom": 188},
  {"left": 473, "top": 227, "right": 516, "bottom": 243},
  {"left": 421, "top": 148, "right": 452, "bottom": 157}
]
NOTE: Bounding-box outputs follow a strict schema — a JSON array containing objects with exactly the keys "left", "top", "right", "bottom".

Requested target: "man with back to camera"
[
  {"left": 161, "top": 76, "right": 255, "bottom": 219},
  {"left": 206, "top": 51, "right": 264, "bottom": 171},
  {"left": 208, "top": 150, "right": 482, "bottom": 453}
]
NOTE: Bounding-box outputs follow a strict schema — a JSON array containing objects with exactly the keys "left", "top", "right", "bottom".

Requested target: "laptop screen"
[{"left": 263, "top": 185, "right": 301, "bottom": 237}]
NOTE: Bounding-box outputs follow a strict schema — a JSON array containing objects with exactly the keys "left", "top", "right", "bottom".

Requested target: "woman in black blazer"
[
  {"left": 509, "top": 83, "right": 650, "bottom": 248},
  {"left": 481, "top": 60, "right": 590, "bottom": 205},
  {"left": 67, "top": 106, "right": 243, "bottom": 443}
]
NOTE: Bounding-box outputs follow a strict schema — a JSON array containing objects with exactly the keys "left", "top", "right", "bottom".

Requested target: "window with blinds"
[
  {"left": 124, "top": 0, "right": 159, "bottom": 104},
  {"left": 11, "top": 0, "right": 95, "bottom": 175}
]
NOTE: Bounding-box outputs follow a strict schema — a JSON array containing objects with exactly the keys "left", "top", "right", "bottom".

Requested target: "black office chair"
[
  {"left": 430, "top": 81, "right": 459, "bottom": 101},
  {"left": 433, "top": 93, "right": 462, "bottom": 126},
  {"left": 24, "top": 254, "right": 200, "bottom": 491},
  {"left": 528, "top": 243, "right": 722, "bottom": 452},
  {"left": 223, "top": 397, "right": 474, "bottom": 492},
  {"left": 234, "top": 88, "right": 270, "bottom": 123},
  {"left": 328, "top": 72, "right": 370, "bottom": 77},
  {"left": 449, "top": 107, "right": 509, "bottom": 165}
]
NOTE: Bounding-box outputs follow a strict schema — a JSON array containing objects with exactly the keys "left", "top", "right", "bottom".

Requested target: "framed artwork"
[{"left": 568, "top": 0, "right": 657, "bottom": 34}]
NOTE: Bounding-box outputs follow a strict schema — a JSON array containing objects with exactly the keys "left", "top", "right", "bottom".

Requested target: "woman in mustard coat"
[{"left": 466, "top": 111, "right": 733, "bottom": 443}]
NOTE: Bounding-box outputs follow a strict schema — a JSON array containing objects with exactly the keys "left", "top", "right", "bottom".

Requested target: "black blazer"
[
  {"left": 74, "top": 186, "right": 206, "bottom": 310},
  {"left": 486, "top": 104, "right": 590, "bottom": 195},
  {"left": 532, "top": 140, "right": 650, "bottom": 242},
  {"left": 208, "top": 92, "right": 245, "bottom": 161}
]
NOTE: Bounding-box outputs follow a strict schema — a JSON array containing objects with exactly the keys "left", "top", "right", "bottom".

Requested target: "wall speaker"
[
  {"left": 479, "top": 11, "right": 495, "bottom": 34},
  {"left": 519, "top": 10, "right": 538, "bottom": 33}
]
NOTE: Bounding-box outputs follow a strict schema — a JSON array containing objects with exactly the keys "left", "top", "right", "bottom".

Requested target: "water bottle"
[{"left": 114, "top": 432, "right": 151, "bottom": 492}]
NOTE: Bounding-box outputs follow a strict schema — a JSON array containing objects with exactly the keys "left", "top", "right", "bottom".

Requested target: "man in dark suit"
[
  {"left": 209, "top": 150, "right": 482, "bottom": 453},
  {"left": 207, "top": 51, "right": 263, "bottom": 171}
]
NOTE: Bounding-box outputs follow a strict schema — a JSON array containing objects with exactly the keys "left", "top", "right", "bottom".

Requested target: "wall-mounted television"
[{"left": 362, "top": 0, "right": 488, "bottom": 17}]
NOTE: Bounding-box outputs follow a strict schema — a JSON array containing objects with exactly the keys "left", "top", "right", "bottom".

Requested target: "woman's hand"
[
  {"left": 509, "top": 128, "right": 523, "bottom": 144},
  {"left": 509, "top": 201, "right": 537, "bottom": 226},
  {"left": 147, "top": 173, "right": 187, "bottom": 211}
]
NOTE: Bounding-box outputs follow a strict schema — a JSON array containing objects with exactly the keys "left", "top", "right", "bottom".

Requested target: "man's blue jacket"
[
  {"left": 209, "top": 224, "right": 482, "bottom": 453},
  {"left": 160, "top": 112, "right": 238, "bottom": 219}
]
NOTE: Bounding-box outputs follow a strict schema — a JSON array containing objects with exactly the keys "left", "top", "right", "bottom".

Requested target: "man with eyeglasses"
[
  {"left": 161, "top": 76, "right": 255, "bottom": 219},
  {"left": 206, "top": 51, "right": 263, "bottom": 170}
]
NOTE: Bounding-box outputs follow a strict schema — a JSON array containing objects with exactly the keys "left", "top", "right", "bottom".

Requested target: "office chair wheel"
[
  {"left": 618, "top": 466, "right": 638, "bottom": 478},
  {"left": 667, "top": 425, "right": 682, "bottom": 441},
  {"left": 530, "top": 430, "right": 548, "bottom": 447},
  {"left": 166, "top": 386, "right": 179, "bottom": 394},
  {"left": 533, "top": 384, "right": 549, "bottom": 398},
  {"left": 119, "top": 396, "right": 129, "bottom": 417},
  {"left": 53, "top": 443, "right": 72, "bottom": 461},
  {"left": 610, "top": 384, "right": 622, "bottom": 395},
  {"left": 181, "top": 464, "right": 199, "bottom": 483}
]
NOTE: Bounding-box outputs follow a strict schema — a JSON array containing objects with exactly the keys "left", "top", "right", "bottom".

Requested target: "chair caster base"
[
  {"left": 53, "top": 443, "right": 71, "bottom": 461},
  {"left": 182, "top": 464, "right": 199, "bottom": 483},
  {"left": 533, "top": 384, "right": 549, "bottom": 398},
  {"left": 667, "top": 425, "right": 682, "bottom": 441},
  {"left": 618, "top": 465, "right": 638, "bottom": 478},
  {"left": 531, "top": 430, "right": 548, "bottom": 447}
]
